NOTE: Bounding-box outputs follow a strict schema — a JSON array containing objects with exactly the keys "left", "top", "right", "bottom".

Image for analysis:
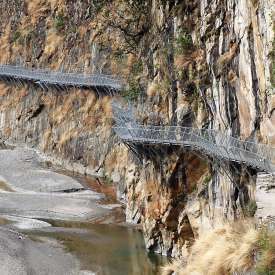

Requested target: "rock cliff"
[{"left": 0, "top": 0, "right": 274, "bottom": 257}]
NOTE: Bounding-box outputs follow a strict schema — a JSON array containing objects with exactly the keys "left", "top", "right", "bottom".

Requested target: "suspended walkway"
[
  {"left": 112, "top": 102, "right": 275, "bottom": 173},
  {"left": 0, "top": 65, "right": 121, "bottom": 93}
]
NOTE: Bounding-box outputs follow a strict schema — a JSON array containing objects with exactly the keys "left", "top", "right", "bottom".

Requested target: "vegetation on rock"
[
  {"left": 54, "top": 13, "right": 66, "bottom": 32},
  {"left": 257, "top": 229, "right": 275, "bottom": 275},
  {"left": 175, "top": 30, "right": 193, "bottom": 54},
  {"left": 244, "top": 200, "right": 258, "bottom": 217},
  {"left": 162, "top": 221, "right": 275, "bottom": 275}
]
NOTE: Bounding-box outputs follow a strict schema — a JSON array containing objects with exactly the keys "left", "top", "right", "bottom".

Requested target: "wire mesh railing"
[
  {"left": 111, "top": 101, "right": 275, "bottom": 172},
  {"left": 0, "top": 65, "right": 122, "bottom": 90},
  {"left": 113, "top": 125, "right": 275, "bottom": 172}
]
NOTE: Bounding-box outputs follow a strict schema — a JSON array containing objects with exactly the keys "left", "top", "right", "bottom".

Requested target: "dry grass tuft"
[
  {"left": 101, "top": 96, "right": 112, "bottom": 117},
  {"left": 147, "top": 82, "right": 159, "bottom": 97},
  {"left": 0, "top": 23, "right": 12, "bottom": 63},
  {"left": 256, "top": 230, "right": 275, "bottom": 274},
  {"left": 3, "top": 127, "right": 12, "bottom": 138},
  {"left": 27, "top": 0, "right": 49, "bottom": 24},
  {"left": 27, "top": 0, "right": 46, "bottom": 13},
  {"left": 162, "top": 221, "right": 261, "bottom": 275},
  {"left": 47, "top": 0, "right": 66, "bottom": 11},
  {"left": 79, "top": 93, "right": 96, "bottom": 114},
  {"left": 58, "top": 129, "right": 78, "bottom": 147},
  {"left": 51, "top": 92, "right": 78, "bottom": 124},
  {"left": 44, "top": 29, "right": 63, "bottom": 57},
  {"left": 0, "top": 84, "right": 10, "bottom": 97},
  {"left": 42, "top": 128, "right": 52, "bottom": 151}
]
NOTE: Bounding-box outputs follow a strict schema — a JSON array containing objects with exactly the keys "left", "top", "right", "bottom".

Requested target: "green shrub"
[
  {"left": 244, "top": 200, "right": 258, "bottom": 217},
  {"left": 203, "top": 174, "right": 212, "bottom": 185},
  {"left": 11, "top": 31, "right": 21, "bottom": 43},
  {"left": 24, "top": 31, "right": 34, "bottom": 43},
  {"left": 175, "top": 30, "right": 193, "bottom": 54},
  {"left": 113, "top": 51, "right": 125, "bottom": 62},
  {"left": 122, "top": 82, "right": 140, "bottom": 101},
  {"left": 54, "top": 13, "right": 66, "bottom": 31},
  {"left": 68, "top": 25, "right": 77, "bottom": 34},
  {"left": 132, "top": 60, "right": 143, "bottom": 76},
  {"left": 102, "top": 171, "right": 113, "bottom": 185}
]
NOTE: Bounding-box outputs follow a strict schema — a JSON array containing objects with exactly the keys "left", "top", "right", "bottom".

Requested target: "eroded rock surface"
[
  {"left": 0, "top": 0, "right": 274, "bottom": 258},
  {"left": 0, "top": 148, "right": 114, "bottom": 221}
]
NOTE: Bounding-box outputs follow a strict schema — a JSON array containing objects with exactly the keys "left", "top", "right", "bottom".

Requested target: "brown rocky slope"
[{"left": 0, "top": 0, "right": 274, "bottom": 257}]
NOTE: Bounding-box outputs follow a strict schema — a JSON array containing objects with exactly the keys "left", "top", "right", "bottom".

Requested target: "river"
[{"left": 0, "top": 146, "right": 167, "bottom": 274}]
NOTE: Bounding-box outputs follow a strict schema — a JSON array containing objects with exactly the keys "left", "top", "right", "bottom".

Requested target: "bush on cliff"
[{"left": 162, "top": 221, "right": 275, "bottom": 275}]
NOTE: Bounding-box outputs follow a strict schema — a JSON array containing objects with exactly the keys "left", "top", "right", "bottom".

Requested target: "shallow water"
[
  {"left": 29, "top": 221, "right": 167, "bottom": 275},
  {"left": 0, "top": 146, "right": 167, "bottom": 274}
]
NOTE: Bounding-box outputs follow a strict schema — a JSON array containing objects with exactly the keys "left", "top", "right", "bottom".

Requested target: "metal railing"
[
  {"left": 113, "top": 125, "right": 275, "bottom": 172},
  {"left": 111, "top": 101, "right": 275, "bottom": 172},
  {"left": 0, "top": 65, "right": 122, "bottom": 91}
]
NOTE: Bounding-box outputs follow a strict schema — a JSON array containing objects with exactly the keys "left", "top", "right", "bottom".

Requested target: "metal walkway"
[
  {"left": 112, "top": 102, "right": 275, "bottom": 173},
  {"left": 0, "top": 65, "right": 122, "bottom": 92}
]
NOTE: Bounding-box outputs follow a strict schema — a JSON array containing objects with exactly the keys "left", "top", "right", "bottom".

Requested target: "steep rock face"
[
  {"left": 0, "top": 0, "right": 132, "bottom": 75},
  {"left": 0, "top": 83, "right": 114, "bottom": 175},
  {"left": 194, "top": 0, "right": 275, "bottom": 229},
  {"left": 110, "top": 0, "right": 275, "bottom": 257},
  {"left": 0, "top": 0, "right": 274, "bottom": 258}
]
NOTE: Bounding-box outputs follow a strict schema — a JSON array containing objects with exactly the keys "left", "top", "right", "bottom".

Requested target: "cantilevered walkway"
[
  {"left": 0, "top": 65, "right": 121, "bottom": 92},
  {"left": 112, "top": 102, "right": 275, "bottom": 173}
]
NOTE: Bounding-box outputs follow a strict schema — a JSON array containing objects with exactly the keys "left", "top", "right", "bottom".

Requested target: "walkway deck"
[
  {"left": 112, "top": 102, "right": 275, "bottom": 173},
  {"left": 0, "top": 65, "right": 121, "bottom": 92}
]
